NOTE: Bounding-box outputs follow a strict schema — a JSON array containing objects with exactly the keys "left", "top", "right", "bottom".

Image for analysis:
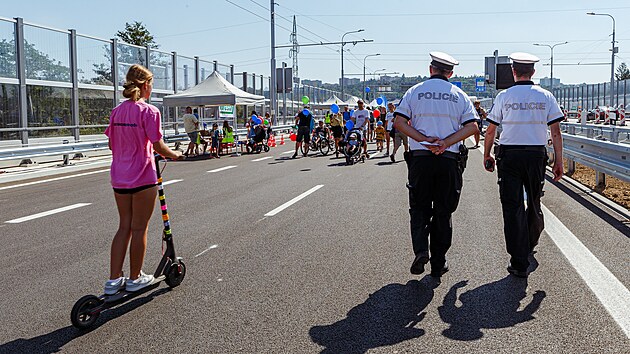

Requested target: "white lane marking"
[
  {"left": 207, "top": 165, "right": 237, "bottom": 173},
  {"left": 252, "top": 156, "right": 273, "bottom": 162},
  {"left": 0, "top": 169, "right": 109, "bottom": 191},
  {"left": 162, "top": 179, "right": 183, "bottom": 186},
  {"left": 6, "top": 203, "right": 91, "bottom": 224},
  {"left": 475, "top": 136, "right": 630, "bottom": 338},
  {"left": 282, "top": 151, "right": 295, "bottom": 155},
  {"left": 195, "top": 244, "right": 218, "bottom": 258},
  {"left": 368, "top": 151, "right": 380, "bottom": 159},
  {"left": 264, "top": 185, "right": 324, "bottom": 216},
  {"left": 542, "top": 204, "right": 630, "bottom": 338}
]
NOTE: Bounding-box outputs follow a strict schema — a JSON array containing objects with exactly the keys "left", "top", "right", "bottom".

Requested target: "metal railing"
[
  {"left": 560, "top": 122, "right": 630, "bottom": 144},
  {"left": 0, "top": 125, "right": 296, "bottom": 165},
  {"left": 548, "top": 124, "right": 630, "bottom": 190}
]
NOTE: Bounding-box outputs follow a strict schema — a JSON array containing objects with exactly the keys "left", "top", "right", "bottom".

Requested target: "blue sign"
[
  {"left": 475, "top": 78, "right": 486, "bottom": 92},
  {"left": 452, "top": 81, "right": 462, "bottom": 88}
]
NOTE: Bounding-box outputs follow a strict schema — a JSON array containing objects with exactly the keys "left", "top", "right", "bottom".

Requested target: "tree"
[
  {"left": 116, "top": 21, "right": 158, "bottom": 49},
  {"left": 90, "top": 21, "right": 161, "bottom": 86},
  {"left": 615, "top": 62, "right": 630, "bottom": 81}
]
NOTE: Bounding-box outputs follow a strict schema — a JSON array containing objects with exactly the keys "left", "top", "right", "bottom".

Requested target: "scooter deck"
[{"left": 100, "top": 275, "right": 166, "bottom": 304}]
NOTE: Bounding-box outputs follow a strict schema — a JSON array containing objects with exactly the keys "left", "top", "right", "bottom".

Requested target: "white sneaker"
[
  {"left": 125, "top": 271, "right": 154, "bottom": 292},
  {"left": 104, "top": 276, "right": 126, "bottom": 295}
]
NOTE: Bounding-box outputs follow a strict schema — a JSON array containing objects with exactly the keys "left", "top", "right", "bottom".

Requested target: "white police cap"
[
  {"left": 430, "top": 52, "right": 459, "bottom": 70},
  {"left": 509, "top": 52, "right": 540, "bottom": 64}
]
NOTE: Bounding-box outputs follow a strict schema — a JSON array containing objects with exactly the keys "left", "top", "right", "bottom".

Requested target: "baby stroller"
[
  {"left": 246, "top": 125, "right": 270, "bottom": 154},
  {"left": 340, "top": 128, "right": 365, "bottom": 165}
]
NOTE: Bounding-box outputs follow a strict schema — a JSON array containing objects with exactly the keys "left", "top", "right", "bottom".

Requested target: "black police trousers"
[
  {"left": 406, "top": 154, "right": 463, "bottom": 268},
  {"left": 496, "top": 148, "right": 546, "bottom": 271}
]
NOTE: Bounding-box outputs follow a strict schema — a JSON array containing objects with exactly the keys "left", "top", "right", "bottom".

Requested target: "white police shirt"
[
  {"left": 487, "top": 81, "right": 563, "bottom": 145},
  {"left": 352, "top": 109, "right": 370, "bottom": 131},
  {"left": 394, "top": 76, "right": 477, "bottom": 153}
]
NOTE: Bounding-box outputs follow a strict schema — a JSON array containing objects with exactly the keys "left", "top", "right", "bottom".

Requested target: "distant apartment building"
[
  {"left": 539, "top": 77, "right": 561, "bottom": 87},
  {"left": 339, "top": 77, "right": 360, "bottom": 86},
  {"left": 302, "top": 79, "right": 323, "bottom": 86}
]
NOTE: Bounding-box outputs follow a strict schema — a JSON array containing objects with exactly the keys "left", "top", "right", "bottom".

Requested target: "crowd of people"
[
  {"left": 182, "top": 106, "right": 239, "bottom": 158},
  {"left": 290, "top": 99, "right": 421, "bottom": 162}
]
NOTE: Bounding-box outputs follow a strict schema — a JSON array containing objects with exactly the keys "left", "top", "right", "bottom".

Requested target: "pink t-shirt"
[{"left": 105, "top": 100, "right": 163, "bottom": 189}]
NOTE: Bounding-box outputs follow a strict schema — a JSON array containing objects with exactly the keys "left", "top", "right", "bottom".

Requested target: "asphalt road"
[{"left": 0, "top": 139, "right": 629, "bottom": 353}]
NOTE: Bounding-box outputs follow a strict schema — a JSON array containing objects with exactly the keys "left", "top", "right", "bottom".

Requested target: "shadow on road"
[
  {"left": 0, "top": 288, "right": 170, "bottom": 354},
  {"left": 309, "top": 277, "right": 438, "bottom": 354},
  {"left": 438, "top": 277, "right": 546, "bottom": 341}
]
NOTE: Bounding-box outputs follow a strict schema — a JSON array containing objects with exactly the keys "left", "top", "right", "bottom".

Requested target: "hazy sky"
[{"left": 3, "top": 0, "right": 630, "bottom": 85}]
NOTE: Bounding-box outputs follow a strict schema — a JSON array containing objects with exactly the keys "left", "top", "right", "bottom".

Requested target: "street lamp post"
[
  {"left": 363, "top": 53, "right": 380, "bottom": 100},
  {"left": 587, "top": 12, "right": 617, "bottom": 107},
  {"left": 533, "top": 41, "right": 568, "bottom": 93},
  {"left": 341, "top": 29, "right": 364, "bottom": 100}
]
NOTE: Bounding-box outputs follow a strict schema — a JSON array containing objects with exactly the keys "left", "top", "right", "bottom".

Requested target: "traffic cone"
[
  {"left": 268, "top": 135, "right": 276, "bottom": 147},
  {"left": 279, "top": 134, "right": 285, "bottom": 145}
]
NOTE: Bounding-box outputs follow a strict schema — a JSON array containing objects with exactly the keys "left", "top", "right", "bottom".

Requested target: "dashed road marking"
[
  {"left": 264, "top": 185, "right": 324, "bottom": 216},
  {"left": 195, "top": 244, "right": 218, "bottom": 258},
  {"left": 252, "top": 156, "right": 273, "bottom": 162},
  {"left": 207, "top": 165, "right": 237, "bottom": 173},
  {"left": 6, "top": 203, "right": 92, "bottom": 224},
  {"left": 162, "top": 179, "right": 183, "bottom": 186}
]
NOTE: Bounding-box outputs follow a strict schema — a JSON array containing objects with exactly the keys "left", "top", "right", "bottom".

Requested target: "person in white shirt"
[
  {"left": 182, "top": 106, "right": 200, "bottom": 156},
  {"left": 483, "top": 52, "right": 564, "bottom": 278},
  {"left": 385, "top": 103, "right": 395, "bottom": 154},
  {"left": 351, "top": 99, "right": 370, "bottom": 157},
  {"left": 393, "top": 52, "right": 478, "bottom": 277}
]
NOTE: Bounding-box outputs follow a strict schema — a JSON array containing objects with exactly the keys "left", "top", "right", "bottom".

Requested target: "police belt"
[
  {"left": 499, "top": 145, "right": 546, "bottom": 153},
  {"left": 408, "top": 149, "right": 460, "bottom": 160}
]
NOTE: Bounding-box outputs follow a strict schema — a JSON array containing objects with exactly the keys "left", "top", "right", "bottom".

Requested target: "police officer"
[
  {"left": 394, "top": 52, "right": 478, "bottom": 277},
  {"left": 483, "top": 52, "right": 564, "bottom": 278}
]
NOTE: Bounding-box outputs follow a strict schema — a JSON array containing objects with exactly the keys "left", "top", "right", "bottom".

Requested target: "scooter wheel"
[
  {"left": 165, "top": 261, "right": 186, "bottom": 288},
  {"left": 263, "top": 145, "right": 270, "bottom": 152},
  {"left": 71, "top": 295, "right": 103, "bottom": 329}
]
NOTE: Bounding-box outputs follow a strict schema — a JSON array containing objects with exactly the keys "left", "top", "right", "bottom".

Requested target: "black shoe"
[
  {"left": 410, "top": 253, "right": 429, "bottom": 275},
  {"left": 430, "top": 261, "right": 449, "bottom": 277},
  {"left": 507, "top": 263, "right": 528, "bottom": 278},
  {"left": 291, "top": 153, "right": 297, "bottom": 159},
  {"left": 303, "top": 152, "right": 308, "bottom": 157},
  {"left": 390, "top": 154, "right": 395, "bottom": 163}
]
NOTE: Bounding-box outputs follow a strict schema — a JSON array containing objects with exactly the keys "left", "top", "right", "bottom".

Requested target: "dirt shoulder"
[{"left": 564, "top": 159, "right": 630, "bottom": 210}]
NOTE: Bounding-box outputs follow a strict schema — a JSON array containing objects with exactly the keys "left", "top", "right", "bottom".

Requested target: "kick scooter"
[{"left": 70, "top": 154, "right": 186, "bottom": 329}]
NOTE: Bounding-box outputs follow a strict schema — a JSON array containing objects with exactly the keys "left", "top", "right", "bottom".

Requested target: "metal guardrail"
[
  {"left": 0, "top": 125, "right": 297, "bottom": 165},
  {"left": 548, "top": 129, "right": 630, "bottom": 190},
  {"left": 560, "top": 122, "right": 630, "bottom": 144},
  {"left": 0, "top": 140, "right": 109, "bottom": 164}
]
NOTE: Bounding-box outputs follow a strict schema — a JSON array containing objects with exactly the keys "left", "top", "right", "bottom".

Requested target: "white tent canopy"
[
  {"left": 321, "top": 95, "right": 348, "bottom": 106},
  {"left": 163, "top": 71, "right": 265, "bottom": 107},
  {"left": 344, "top": 96, "right": 362, "bottom": 107}
]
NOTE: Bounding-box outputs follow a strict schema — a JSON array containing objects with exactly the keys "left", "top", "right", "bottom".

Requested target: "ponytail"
[{"left": 122, "top": 64, "right": 153, "bottom": 101}]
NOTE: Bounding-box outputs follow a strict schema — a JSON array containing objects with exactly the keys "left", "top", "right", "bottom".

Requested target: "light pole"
[
  {"left": 341, "top": 29, "right": 364, "bottom": 100},
  {"left": 587, "top": 12, "right": 617, "bottom": 107},
  {"left": 363, "top": 54, "right": 380, "bottom": 100},
  {"left": 533, "top": 41, "right": 568, "bottom": 92}
]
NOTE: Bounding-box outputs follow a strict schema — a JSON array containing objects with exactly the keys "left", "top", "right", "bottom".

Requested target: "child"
[
  {"left": 104, "top": 64, "right": 181, "bottom": 294},
  {"left": 375, "top": 121, "right": 386, "bottom": 152},
  {"left": 211, "top": 123, "right": 221, "bottom": 158}
]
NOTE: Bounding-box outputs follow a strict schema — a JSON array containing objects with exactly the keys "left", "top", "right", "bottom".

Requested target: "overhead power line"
[{"left": 297, "top": 6, "right": 630, "bottom": 17}]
